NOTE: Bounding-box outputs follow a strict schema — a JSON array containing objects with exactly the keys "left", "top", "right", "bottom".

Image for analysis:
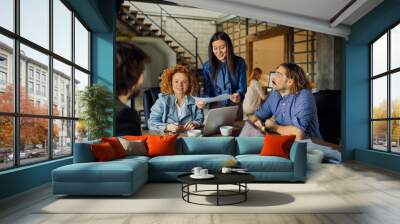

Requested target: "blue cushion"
[
  {"left": 149, "top": 154, "right": 235, "bottom": 172},
  {"left": 236, "top": 137, "right": 264, "bottom": 155},
  {"left": 178, "top": 137, "right": 235, "bottom": 155},
  {"left": 236, "top": 155, "right": 293, "bottom": 172},
  {"left": 52, "top": 159, "right": 146, "bottom": 183}
]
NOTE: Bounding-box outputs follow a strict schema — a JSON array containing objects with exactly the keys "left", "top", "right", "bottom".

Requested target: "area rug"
[{"left": 37, "top": 183, "right": 361, "bottom": 214}]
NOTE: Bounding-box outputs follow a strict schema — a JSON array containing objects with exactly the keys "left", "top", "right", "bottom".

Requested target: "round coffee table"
[{"left": 177, "top": 173, "right": 255, "bottom": 206}]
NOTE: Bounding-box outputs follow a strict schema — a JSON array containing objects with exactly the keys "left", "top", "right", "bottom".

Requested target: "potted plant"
[{"left": 79, "top": 84, "right": 113, "bottom": 140}]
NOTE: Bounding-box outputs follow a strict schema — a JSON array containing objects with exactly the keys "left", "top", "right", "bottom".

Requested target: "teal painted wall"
[
  {"left": 344, "top": 0, "right": 400, "bottom": 171},
  {"left": 0, "top": 0, "right": 116, "bottom": 200}
]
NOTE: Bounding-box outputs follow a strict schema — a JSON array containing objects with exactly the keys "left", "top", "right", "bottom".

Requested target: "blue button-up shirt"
[
  {"left": 148, "top": 93, "right": 204, "bottom": 132},
  {"left": 255, "top": 89, "right": 322, "bottom": 139},
  {"left": 203, "top": 57, "right": 247, "bottom": 105}
]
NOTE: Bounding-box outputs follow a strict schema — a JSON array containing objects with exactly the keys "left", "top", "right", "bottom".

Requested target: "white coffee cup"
[
  {"left": 191, "top": 167, "right": 202, "bottom": 176},
  {"left": 220, "top": 126, "right": 233, "bottom": 136},
  {"left": 187, "top": 129, "right": 202, "bottom": 137},
  {"left": 221, "top": 167, "right": 232, "bottom": 174},
  {"left": 200, "top": 169, "right": 208, "bottom": 176}
]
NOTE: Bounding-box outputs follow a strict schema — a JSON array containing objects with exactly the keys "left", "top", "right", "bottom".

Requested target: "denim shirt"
[
  {"left": 148, "top": 93, "right": 204, "bottom": 131},
  {"left": 203, "top": 56, "right": 247, "bottom": 105},
  {"left": 255, "top": 89, "right": 322, "bottom": 139}
]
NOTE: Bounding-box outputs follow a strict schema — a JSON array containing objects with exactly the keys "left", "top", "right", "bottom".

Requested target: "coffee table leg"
[
  {"left": 245, "top": 183, "right": 247, "bottom": 201},
  {"left": 195, "top": 184, "right": 197, "bottom": 192},
  {"left": 217, "top": 184, "right": 219, "bottom": 206}
]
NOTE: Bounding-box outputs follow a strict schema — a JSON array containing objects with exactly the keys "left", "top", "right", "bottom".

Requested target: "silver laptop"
[{"left": 202, "top": 105, "right": 239, "bottom": 136}]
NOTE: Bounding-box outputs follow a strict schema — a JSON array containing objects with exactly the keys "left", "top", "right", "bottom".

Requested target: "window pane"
[
  {"left": 20, "top": 44, "right": 49, "bottom": 115},
  {"left": 0, "top": 35, "right": 14, "bottom": 113},
  {"left": 372, "top": 76, "right": 387, "bottom": 119},
  {"left": 53, "top": 119, "right": 72, "bottom": 158},
  {"left": 20, "top": 117, "right": 49, "bottom": 165},
  {"left": 0, "top": 116, "right": 14, "bottom": 170},
  {"left": 74, "top": 17, "right": 89, "bottom": 70},
  {"left": 20, "top": 0, "right": 49, "bottom": 49},
  {"left": 0, "top": 0, "right": 14, "bottom": 31},
  {"left": 372, "top": 121, "right": 388, "bottom": 151},
  {"left": 391, "top": 24, "right": 400, "bottom": 70},
  {"left": 74, "top": 69, "right": 89, "bottom": 118},
  {"left": 75, "top": 120, "right": 88, "bottom": 143},
  {"left": 391, "top": 72, "right": 400, "bottom": 118},
  {"left": 372, "top": 33, "right": 387, "bottom": 76},
  {"left": 53, "top": 0, "right": 72, "bottom": 60},
  {"left": 53, "top": 59, "right": 72, "bottom": 117},
  {"left": 391, "top": 120, "right": 400, "bottom": 153}
]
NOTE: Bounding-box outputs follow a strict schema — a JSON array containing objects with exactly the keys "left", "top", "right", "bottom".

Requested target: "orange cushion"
[
  {"left": 259, "top": 135, "right": 296, "bottom": 159},
  {"left": 146, "top": 135, "right": 178, "bottom": 157},
  {"left": 101, "top": 137, "right": 126, "bottom": 158},
  {"left": 124, "top": 135, "right": 148, "bottom": 141},
  {"left": 91, "top": 142, "right": 118, "bottom": 161}
]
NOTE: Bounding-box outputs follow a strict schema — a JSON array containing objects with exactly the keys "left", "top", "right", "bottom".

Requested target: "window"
[
  {"left": 28, "top": 67, "right": 34, "bottom": 80},
  {"left": 0, "top": 0, "right": 91, "bottom": 170},
  {"left": 36, "top": 83, "right": 40, "bottom": 95},
  {"left": 28, "top": 81, "right": 34, "bottom": 94},
  {"left": 370, "top": 22, "right": 400, "bottom": 154},
  {"left": 0, "top": 0, "right": 14, "bottom": 32},
  {"left": 0, "top": 54, "right": 7, "bottom": 86},
  {"left": 35, "top": 70, "right": 41, "bottom": 81},
  {"left": 0, "top": 71, "right": 6, "bottom": 85},
  {"left": 41, "top": 73, "right": 46, "bottom": 83},
  {"left": 42, "top": 85, "right": 46, "bottom": 97}
]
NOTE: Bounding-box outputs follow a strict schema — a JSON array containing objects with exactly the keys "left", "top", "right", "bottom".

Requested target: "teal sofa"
[{"left": 52, "top": 137, "right": 307, "bottom": 196}]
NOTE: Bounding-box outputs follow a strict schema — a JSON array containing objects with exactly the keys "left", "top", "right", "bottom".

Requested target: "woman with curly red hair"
[{"left": 148, "top": 65, "right": 203, "bottom": 132}]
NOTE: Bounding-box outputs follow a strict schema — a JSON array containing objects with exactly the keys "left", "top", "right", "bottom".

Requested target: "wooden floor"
[{"left": 1, "top": 162, "right": 400, "bottom": 224}]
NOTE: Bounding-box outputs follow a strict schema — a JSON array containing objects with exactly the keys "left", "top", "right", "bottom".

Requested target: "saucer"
[{"left": 190, "top": 174, "right": 215, "bottom": 179}]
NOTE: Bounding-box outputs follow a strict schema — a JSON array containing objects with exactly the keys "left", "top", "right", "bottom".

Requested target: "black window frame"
[
  {"left": 0, "top": 0, "right": 92, "bottom": 171},
  {"left": 370, "top": 19, "right": 400, "bottom": 154}
]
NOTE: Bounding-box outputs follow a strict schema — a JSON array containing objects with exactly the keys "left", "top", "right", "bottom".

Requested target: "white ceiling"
[{"left": 167, "top": 0, "right": 384, "bottom": 38}]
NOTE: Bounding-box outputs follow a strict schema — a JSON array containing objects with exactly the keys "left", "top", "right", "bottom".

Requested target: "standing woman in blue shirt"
[{"left": 196, "top": 32, "right": 247, "bottom": 109}]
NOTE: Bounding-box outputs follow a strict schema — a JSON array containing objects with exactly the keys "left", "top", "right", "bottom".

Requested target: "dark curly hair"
[{"left": 116, "top": 41, "right": 150, "bottom": 97}]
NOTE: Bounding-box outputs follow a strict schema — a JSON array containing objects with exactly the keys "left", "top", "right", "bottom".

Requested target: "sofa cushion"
[
  {"left": 52, "top": 158, "right": 147, "bottom": 183},
  {"left": 236, "top": 155, "right": 293, "bottom": 172},
  {"left": 236, "top": 137, "right": 264, "bottom": 155},
  {"left": 148, "top": 154, "right": 235, "bottom": 172},
  {"left": 260, "top": 135, "right": 296, "bottom": 159},
  {"left": 147, "top": 135, "right": 178, "bottom": 157},
  {"left": 118, "top": 137, "right": 147, "bottom": 156},
  {"left": 101, "top": 137, "right": 127, "bottom": 158},
  {"left": 178, "top": 137, "right": 235, "bottom": 155},
  {"left": 91, "top": 142, "right": 118, "bottom": 161}
]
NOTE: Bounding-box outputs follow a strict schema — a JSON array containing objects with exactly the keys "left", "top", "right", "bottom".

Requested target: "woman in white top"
[{"left": 243, "top": 67, "right": 266, "bottom": 118}]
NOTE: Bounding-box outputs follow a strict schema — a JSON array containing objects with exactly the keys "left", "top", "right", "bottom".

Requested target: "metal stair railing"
[
  {"left": 126, "top": 1, "right": 204, "bottom": 71},
  {"left": 157, "top": 4, "right": 203, "bottom": 72}
]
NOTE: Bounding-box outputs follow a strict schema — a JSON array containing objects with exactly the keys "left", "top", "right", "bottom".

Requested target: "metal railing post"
[{"left": 160, "top": 7, "right": 163, "bottom": 35}]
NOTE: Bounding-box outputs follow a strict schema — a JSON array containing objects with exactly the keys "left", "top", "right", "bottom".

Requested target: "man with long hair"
[{"left": 254, "top": 63, "right": 321, "bottom": 140}]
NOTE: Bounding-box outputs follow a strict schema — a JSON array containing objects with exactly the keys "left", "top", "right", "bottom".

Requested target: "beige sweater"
[{"left": 243, "top": 80, "right": 266, "bottom": 114}]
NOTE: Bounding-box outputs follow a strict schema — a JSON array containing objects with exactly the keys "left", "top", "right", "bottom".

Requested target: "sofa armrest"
[
  {"left": 289, "top": 141, "right": 307, "bottom": 181},
  {"left": 73, "top": 140, "right": 100, "bottom": 163}
]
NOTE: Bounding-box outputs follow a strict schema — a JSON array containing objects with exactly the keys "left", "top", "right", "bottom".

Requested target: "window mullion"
[
  {"left": 49, "top": 0, "right": 54, "bottom": 160},
  {"left": 387, "top": 29, "right": 391, "bottom": 152},
  {"left": 13, "top": 0, "right": 21, "bottom": 167},
  {"left": 71, "top": 10, "right": 76, "bottom": 153}
]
